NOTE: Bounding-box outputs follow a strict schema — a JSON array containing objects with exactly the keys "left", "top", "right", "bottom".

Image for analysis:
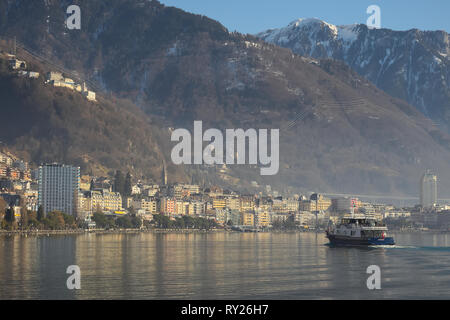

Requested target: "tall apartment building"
[
  {"left": 176, "top": 200, "right": 190, "bottom": 215},
  {"left": 189, "top": 201, "right": 205, "bottom": 216},
  {"left": 421, "top": 171, "right": 437, "bottom": 209},
  {"left": 38, "top": 163, "right": 80, "bottom": 216},
  {"left": 255, "top": 208, "right": 271, "bottom": 227},
  {"left": 241, "top": 212, "right": 255, "bottom": 226},
  {"left": 161, "top": 197, "right": 176, "bottom": 215}
]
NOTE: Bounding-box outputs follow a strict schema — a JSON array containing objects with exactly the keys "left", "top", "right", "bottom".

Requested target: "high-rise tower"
[{"left": 38, "top": 163, "right": 80, "bottom": 216}]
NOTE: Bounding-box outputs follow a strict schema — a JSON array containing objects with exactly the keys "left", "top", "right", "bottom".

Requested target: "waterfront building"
[
  {"left": 241, "top": 212, "right": 255, "bottom": 226},
  {"left": 161, "top": 197, "right": 176, "bottom": 215},
  {"left": 215, "top": 208, "right": 231, "bottom": 224},
  {"left": 295, "top": 211, "right": 325, "bottom": 227},
  {"left": 271, "top": 212, "right": 290, "bottom": 222},
  {"left": 37, "top": 163, "right": 80, "bottom": 216},
  {"left": 299, "top": 193, "right": 332, "bottom": 212},
  {"left": 272, "top": 197, "right": 299, "bottom": 213},
  {"left": 189, "top": 201, "right": 205, "bottom": 216},
  {"left": 89, "top": 189, "right": 123, "bottom": 212},
  {"left": 284, "top": 198, "right": 299, "bottom": 212},
  {"left": 229, "top": 209, "right": 241, "bottom": 225},
  {"left": 176, "top": 200, "right": 190, "bottom": 215},
  {"left": 24, "top": 190, "right": 38, "bottom": 211},
  {"left": 255, "top": 208, "right": 271, "bottom": 227}
]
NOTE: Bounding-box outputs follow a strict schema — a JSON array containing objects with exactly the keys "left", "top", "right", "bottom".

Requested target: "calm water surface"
[{"left": 1, "top": 232, "right": 450, "bottom": 299}]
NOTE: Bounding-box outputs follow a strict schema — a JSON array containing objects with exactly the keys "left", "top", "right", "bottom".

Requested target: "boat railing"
[{"left": 360, "top": 226, "right": 388, "bottom": 230}]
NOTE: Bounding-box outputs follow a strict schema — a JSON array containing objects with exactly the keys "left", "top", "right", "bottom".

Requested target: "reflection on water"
[{"left": 1, "top": 232, "right": 450, "bottom": 299}]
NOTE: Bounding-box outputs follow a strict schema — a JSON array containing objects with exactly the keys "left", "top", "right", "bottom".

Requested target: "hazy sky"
[{"left": 159, "top": 0, "right": 450, "bottom": 34}]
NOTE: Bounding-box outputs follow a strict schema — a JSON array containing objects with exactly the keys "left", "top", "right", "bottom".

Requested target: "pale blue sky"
[{"left": 159, "top": 0, "right": 450, "bottom": 34}]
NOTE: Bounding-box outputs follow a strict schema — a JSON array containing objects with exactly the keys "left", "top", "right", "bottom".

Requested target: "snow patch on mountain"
[
  {"left": 257, "top": 18, "right": 450, "bottom": 127},
  {"left": 337, "top": 24, "right": 358, "bottom": 42}
]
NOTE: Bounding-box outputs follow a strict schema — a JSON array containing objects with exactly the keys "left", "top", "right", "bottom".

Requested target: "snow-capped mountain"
[{"left": 258, "top": 18, "right": 450, "bottom": 128}]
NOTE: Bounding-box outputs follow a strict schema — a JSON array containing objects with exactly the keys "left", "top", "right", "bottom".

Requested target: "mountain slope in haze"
[
  {"left": 257, "top": 18, "right": 450, "bottom": 129},
  {"left": 0, "top": 55, "right": 187, "bottom": 183},
  {"left": 2, "top": 1, "right": 450, "bottom": 196}
]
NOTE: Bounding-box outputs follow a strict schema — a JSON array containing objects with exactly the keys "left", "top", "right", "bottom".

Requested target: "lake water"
[{"left": 1, "top": 232, "right": 450, "bottom": 299}]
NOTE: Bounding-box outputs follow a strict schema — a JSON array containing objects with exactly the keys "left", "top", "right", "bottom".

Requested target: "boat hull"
[{"left": 326, "top": 233, "right": 395, "bottom": 246}]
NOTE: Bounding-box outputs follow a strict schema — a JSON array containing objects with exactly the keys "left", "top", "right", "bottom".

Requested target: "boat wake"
[
  {"left": 369, "top": 245, "right": 450, "bottom": 251},
  {"left": 368, "top": 245, "right": 418, "bottom": 249}
]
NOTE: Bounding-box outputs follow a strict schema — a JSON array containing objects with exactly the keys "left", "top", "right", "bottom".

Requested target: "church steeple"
[{"left": 161, "top": 160, "right": 167, "bottom": 186}]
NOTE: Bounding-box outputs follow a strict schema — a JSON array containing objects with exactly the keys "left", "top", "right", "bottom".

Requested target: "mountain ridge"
[{"left": 1, "top": 1, "right": 450, "bottom": 196}]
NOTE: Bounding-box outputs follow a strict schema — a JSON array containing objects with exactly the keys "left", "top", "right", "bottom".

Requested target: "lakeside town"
[
  {"left": 1, "top": 46, "right": 449, "bottom": 234},
  {"left": 1, "top": 147, "right": 449, "bottom": 233}
]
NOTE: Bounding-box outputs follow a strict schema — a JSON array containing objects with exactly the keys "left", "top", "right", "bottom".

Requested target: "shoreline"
[
  {"left": 0, "top": 228, "right": 230, "bottom": 236},
  {"left": 0, "top": 228, "right": 448, "bottom": 237}
]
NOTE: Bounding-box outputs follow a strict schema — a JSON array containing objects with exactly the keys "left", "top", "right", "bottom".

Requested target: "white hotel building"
[{"left": 38, "top": 163, "right": 80, "bottom": 216}]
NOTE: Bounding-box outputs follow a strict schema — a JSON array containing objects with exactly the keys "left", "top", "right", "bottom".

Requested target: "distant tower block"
[{"left": 420, "top": 170, "right": 437, "bottom": 209}]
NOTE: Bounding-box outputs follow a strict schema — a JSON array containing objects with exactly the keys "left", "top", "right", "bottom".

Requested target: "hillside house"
[
  {"left": 8, "top": 58, "right": 26, "bottom": 70},
  {"left": 17, "top": 70, "right": 40, "bottom": 78},
  {"left": 46, "top": 72, "right": 96, "bottom": 101},
  {"left": 46, "top": 71, "right": 64, "bottom": 82},
  {"left": 83, "top": 90, "right": 96, "bottom": 101}
]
